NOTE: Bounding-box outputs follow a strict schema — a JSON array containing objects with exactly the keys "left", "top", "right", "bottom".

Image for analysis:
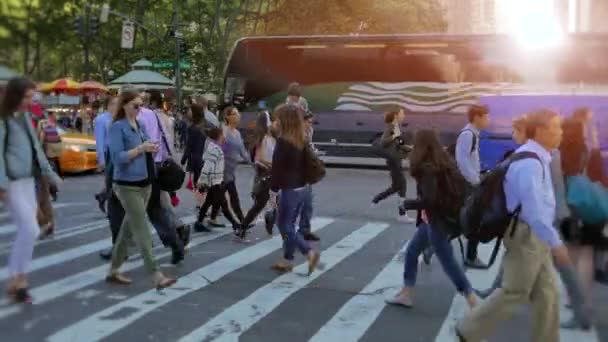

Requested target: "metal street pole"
[
  {"left": 173, "top": 0, "right": 182, "bottom": 115},
  {"left": 84, "top": 1, "right": 91, "bottom": 80}
]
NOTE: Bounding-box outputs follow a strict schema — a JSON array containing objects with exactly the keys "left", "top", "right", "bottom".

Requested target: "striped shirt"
[{"left": 198, "top": 141, "right": 224, "bottom": 187}]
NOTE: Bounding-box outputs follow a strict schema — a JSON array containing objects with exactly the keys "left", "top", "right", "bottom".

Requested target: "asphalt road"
[{"left": 0, "top": 167, "right": 606, "bottom": 342}]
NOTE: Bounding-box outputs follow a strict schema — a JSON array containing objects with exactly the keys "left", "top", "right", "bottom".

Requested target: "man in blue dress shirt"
[
  {"left": 93, "top": 97, "right": 117, "bottom": 213},
  {"left": 456, "top": 109, "right": 572, "bottom": 342}
]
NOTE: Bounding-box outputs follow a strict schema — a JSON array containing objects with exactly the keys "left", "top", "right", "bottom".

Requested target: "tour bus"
[{"left": 221, "top": 34, "right": 608, "bottom": 169}]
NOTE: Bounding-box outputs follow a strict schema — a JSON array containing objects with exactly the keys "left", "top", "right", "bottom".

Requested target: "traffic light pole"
[
  {"left": 173, "top": 0, "right": 182, "bottom": 115},
  {"left": 84, "top": 2, "right": 91, "bottom": 80}
]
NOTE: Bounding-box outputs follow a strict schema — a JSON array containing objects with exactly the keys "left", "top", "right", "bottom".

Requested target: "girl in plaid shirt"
[{"left": 195, "top": 128, "right": 242, "bottom": 236}]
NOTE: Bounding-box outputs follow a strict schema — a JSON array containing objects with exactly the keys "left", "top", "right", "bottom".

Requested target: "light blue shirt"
[
  {"left": 94, "top": 112, "right": 112, "bottom": 166},
  {"left": 504, "top": 139, "right": 563, "bottom": 248},
  {"left": 455, "top": 123, "right": 481, "bottom": 186}
]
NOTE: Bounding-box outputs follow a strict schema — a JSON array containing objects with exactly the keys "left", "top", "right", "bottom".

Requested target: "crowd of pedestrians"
[{"left": 1, "top": 77, "right": 607, "bottom": 342}]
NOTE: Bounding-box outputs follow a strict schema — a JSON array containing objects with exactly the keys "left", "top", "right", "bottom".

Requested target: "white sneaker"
[{"left": 398, "top": 214, "right": 415, "bottom": 223}]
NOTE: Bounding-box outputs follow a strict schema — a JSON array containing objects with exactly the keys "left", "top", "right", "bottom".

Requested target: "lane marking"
[
  {"left": 434, "top": 240, "right": 600, "bottom": 341},
  {"left": 47, "top": 217, "right": 335, "bottom": 342},
  {"left": 0, "top": 202, "right": 89, "bottom": 227},
  {"left": 0, "top": 221, "right": 108, "bottom": 254},
  {"left": 0, "top": 227, "right": 229, "bottom": 320},
  {"left": 309, "top": 251, "right": 402, "bottom": 341},
  {"left": 178, "top": 222, "right": 389, "bottom": 342},
  {"left": 0, "top": 215, "right": 197, "bottom": 281}
]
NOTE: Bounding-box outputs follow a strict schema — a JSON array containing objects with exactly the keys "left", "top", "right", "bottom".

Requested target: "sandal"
[
  {"left": 105, "top": 273, "right": 132, "bottom": 285},
  {"left": 271, "top": 263, "right": 293, "bottom": 273},
  {"left": 155, "top": 277, "right": 177, "bottom": 291},
  {"left": 39, "top": 224, "right": 55, "bottom": 240}
]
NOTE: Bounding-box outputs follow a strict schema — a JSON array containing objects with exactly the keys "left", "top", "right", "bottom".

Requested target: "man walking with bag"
[{"left": 456, "top": 109, "right": 571, "bottom": 342}]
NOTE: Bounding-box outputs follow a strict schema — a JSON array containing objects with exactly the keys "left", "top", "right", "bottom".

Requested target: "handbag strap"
[{"left": 152, "top": 110, "right": 173, "bottom": 157}]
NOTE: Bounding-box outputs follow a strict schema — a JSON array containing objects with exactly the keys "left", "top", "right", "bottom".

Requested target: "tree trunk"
[
  {"left": 252, "top": 0, "right": 264, "bottom": 35},
  {"left": 22, "top": 0, "right": 33, "bottom": 75}
]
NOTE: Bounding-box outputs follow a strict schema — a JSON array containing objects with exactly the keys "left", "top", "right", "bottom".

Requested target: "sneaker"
[
  {"left": 397, "top": 214, "right": 415, "bottom": 223},
  {"left": 194, "top": 222, "right": 211, "bottom": 233},
  {"left": 385, "top": 293, "right": 413, "bottom": 308}
]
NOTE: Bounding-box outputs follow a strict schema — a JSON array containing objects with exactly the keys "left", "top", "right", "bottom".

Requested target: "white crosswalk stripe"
[
  {"left": 0, "top": 214, "right": 603, "bottom": 342},
  {"left": 435, "top": 241, "right": 601, "bottom": 342},
  {"left": 309, "top": 252, "right": 402, "bottom": 341},
  {"left": 178, "top": 222, "right": 389, "bottom": 342},
  {"left": 47, "top": 217, "right": 335, "bottom": 342}
]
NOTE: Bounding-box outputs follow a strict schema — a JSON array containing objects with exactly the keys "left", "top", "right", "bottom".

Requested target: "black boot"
[
  {"left": 170, "top": 244, "right": 185, "bottom": 265},
  {"left": 176, "top": 225, "right": 191, "bottom": 247}
]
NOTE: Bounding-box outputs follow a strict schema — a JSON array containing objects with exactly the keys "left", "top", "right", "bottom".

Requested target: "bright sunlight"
[{"left": 498, "top": 0, "right": 564, "bottom": 49}]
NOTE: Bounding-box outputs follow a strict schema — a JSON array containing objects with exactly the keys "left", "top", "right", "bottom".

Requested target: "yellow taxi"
[{"left": 56, "top": 126, "right": 98, "bottom": 173}]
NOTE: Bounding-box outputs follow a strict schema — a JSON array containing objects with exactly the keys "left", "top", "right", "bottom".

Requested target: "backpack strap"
[
  {"left": 459, "top": 129, "right": 478, "bottom": 154},
  {"left": 507, "top": 151, "right": 544, "bottom": 179}
]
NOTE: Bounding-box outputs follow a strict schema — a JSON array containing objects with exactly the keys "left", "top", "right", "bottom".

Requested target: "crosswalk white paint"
[
  {"left": 434, "top": 240, "right": 600, "bottom": 342},
  {"left": 46, "top": 217, "right": 335, "bottom": 342},
  {"left": 309, "top": 252, "right": 402, "bottom": 341},
  {"left": 0, "top": 229, "right": 231, "bottom": 320},
  {"left": 0, "top": 202, "right": 82, "bottom": 222},
  {"left": 178, "top": 222, "right": 389, "bottom": 342},
  {"left": 0, "top": 220, "right": 109, "bottom": 254},
  {"left": 0, "top": 215, "right": 198, "bottom": 282},
  {"left": 0, "top": 239, "right": 111, "bottom": 282}
]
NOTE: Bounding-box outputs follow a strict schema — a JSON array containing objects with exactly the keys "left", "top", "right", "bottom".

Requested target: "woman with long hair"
[
  {"left": 0, "top": 77, "right": 62, "bottom": 303},
  {"left": 221, "top": 106, "right": 250, "bottom": 224},
  {"left": 386, "top": 129, "right": 476, "bottom": 309},
  {"left": 106, "top": 90, "right": 176, "bottom": 290},
  {"left": 269, "top": 104, "right": 320, "bottom": 273},
  {"left": 241, "top": 111, "right": 278, "bottom": 234},
  {"left": 372, "top": 108, "right": 414, "bottom": 223},
  {"left": 559, "top": 113, "right": 607, "bottom": 327}
]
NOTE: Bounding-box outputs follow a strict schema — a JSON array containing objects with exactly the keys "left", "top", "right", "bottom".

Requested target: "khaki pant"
[
  {"left": 111, "top": 184, "right": 158, "bottom": 274},
  {"left": 457, "top": 221, "right": 559, "bottom": 342}
]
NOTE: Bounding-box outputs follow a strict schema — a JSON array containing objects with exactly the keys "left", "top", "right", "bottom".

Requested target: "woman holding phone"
[{"left": 107, "top": 90, "right": 176, "bottom": 290}]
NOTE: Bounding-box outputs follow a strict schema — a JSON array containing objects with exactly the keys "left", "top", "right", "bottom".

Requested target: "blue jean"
[
  {"left": 298, "top": 185, "right": 313, "bottom": 234},
  {"left": 403, "top": 223, "right": 472, "bottom": 295},
  {"left": 277, "top": 188, "right": 311, "bottom": 260}
]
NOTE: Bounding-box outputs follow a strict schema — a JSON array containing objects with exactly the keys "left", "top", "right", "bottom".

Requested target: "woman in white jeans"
[{"left": 0, "top": 78, "right": 62, "bottom": 303}]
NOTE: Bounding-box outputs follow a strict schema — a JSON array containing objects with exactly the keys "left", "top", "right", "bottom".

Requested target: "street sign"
[
  {"left": 152, "top": 60, "right": 191, "bottom": 70},
  {"left": 121, "top": 21, "right": 135, "bottom": 49},
  {"left": 153, "top": 61, "right": 173, "bottom": 69}
]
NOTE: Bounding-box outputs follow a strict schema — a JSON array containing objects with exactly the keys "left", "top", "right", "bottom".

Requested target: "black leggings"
[
  {"left": 198, "top": 185, "right": 239, "bottom": 227},
  {"left": 373, "top": 157, "right": 407, "bottom": 203},
  {"left": 242, "top": 173, "right": 271, "bottom": 228},
  {"left": 223, "top": 181, "right": 244, "bottom": 222}
]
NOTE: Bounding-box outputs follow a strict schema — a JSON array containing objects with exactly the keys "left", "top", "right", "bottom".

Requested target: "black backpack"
[
  {"left": 447, "top": 129, "right": 477, "bottom": 159},
  {"left": 458, "top": 151, "right": 542, "bottom": 268}
]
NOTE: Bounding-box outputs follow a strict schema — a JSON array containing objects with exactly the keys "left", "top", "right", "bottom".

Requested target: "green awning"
[{"left": 109, "top": 70, "right": 174, "bottom": 87}]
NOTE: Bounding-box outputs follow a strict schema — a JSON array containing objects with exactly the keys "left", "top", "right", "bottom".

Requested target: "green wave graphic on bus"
[{"left": 249, "top": 82, "right": 606, "bottom": 113}]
